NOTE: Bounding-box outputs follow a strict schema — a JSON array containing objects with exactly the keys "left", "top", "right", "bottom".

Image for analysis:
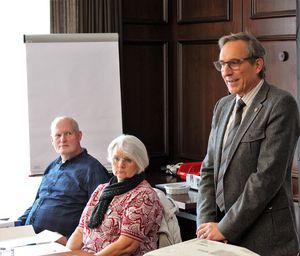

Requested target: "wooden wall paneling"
[
  {"left": 122, "top": 42, "right": 169, "bottom": 161},
  {"left": 251, "top": 0, "right": 295, "bottom": 18},
  {"left": 260, "top": 39, "right": 298, "bottom": 201},
  {"left": 176, "top": 40, "right": 227, "bottom": 160},
  {"left": 122, "top": 0, "right": 170, "bottom": 41},
  {"left": 121, "top": 0, "right": 172, "bottom": 169},
  {"left": 261, "top": 40, "right": 296, "bottom": 96},
  {"left": 122, "top": 0, "right": 168, "bottom": 24},
  {"left": 122, "top": 25, "right": 170, "bottom": 41},
  {"left": 243, "top": 0, "right": 296, "bottom": 37},
  {"left": 176, "top": 0, "right": 243, "bottom": 40},
  {"left": 177, "top": 0, "right": 230, "bottom": 23},
  {"left": 173, "top": 0, "right": 242, "bottom": 162}
]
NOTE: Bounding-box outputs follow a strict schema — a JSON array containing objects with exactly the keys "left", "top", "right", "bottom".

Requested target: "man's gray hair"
[
  {"left": 218, "top": 32, "right": 266, "bottom": 78},
  {"left": 50, "top": 116, "right": 80, "bottom": 134},
  {"left": 107, "top": 134, "right": 149, "bottom": 173}
]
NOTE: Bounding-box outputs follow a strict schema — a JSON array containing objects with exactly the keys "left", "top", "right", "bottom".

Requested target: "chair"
[{"left": 153, "top": 188, "right": 182, "bottom": 248}]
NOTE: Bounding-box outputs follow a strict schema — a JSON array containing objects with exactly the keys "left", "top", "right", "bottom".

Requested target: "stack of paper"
[
  {"left": 0, "top": 225, "right": 70, "bottom": 256},
  {"left": 0, "top": 220, "right": 15, "bottom": 228},
  {"left": 13, "top": 242, "right": 70, "bottom": 256},
  {"left": 0, "top": 217, "right": 22, "bottom": 229},
  {"left": 144, "top": 238, "right": 260, "bottom": 256}
]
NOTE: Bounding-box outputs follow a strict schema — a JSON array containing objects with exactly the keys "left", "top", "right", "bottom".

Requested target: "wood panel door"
[
  {"left": 121, "top": 0, "right": 171, "bottom": 169},
  {"left": 173, "top": 0, "right": 243, "bottom": 162}
]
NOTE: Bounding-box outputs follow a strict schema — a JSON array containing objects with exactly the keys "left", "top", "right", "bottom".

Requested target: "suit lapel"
[
  {"left": 215, "top": 97, "right": 235, "bottom": 181},
  {"left": 225, "top": 82, "right": 269, "bottom": 169}
]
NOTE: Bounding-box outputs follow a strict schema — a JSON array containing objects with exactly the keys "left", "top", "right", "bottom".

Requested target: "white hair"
[
  {"left": 107, "top": 134, "right": 149, "bottom": 173},
  {"left": 50, "top": 116, "right": 79, "bottom": 134}
]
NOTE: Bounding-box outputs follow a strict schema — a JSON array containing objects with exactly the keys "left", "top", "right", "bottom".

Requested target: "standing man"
[
  {"left": 196, "top": 32, "right": 300, "bottom": 256},
  {"left": 19, "top": 116, "right": 110, "bottom": 240}
]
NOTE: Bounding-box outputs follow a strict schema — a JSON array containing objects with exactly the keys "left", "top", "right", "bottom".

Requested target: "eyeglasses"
[
  {"left": 112, "top": 156, "right": 133, "bottom": 165},
  {"left": 213, "top": 57, "right": 256, "bottom": 72}
]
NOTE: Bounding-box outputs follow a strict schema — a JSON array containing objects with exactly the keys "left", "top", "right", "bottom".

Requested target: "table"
[{"left": 46, "top": 250, "right": 93, "bottom": 256}]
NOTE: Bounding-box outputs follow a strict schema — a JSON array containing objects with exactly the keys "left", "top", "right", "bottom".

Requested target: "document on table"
[
  {"left": 13, "top": 242, "right": 70, "bottom": 256},
  {"left": 0, "top": 220, "right": 15, "bottom": 228},
  {"left": 0, "top": 225, "right": 70, "bottom": 255},
  {"left": 0, "top": 225, "right": 36, "bottom": 241},
  {"left": 144, "top": 238, "right": 260, "bottom": 256}
]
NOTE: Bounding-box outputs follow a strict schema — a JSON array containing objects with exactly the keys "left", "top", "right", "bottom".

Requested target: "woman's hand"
[
  {"left": 66, "top": 227, "right": 84, "bottom": 250},
  {"left": 94, "top": 235, "right": 140, "bottom": 256}
]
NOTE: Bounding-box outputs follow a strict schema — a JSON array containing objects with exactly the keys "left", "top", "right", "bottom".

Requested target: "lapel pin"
[{"left": 254, "top": 107, "right": 258, "bottom": 112}]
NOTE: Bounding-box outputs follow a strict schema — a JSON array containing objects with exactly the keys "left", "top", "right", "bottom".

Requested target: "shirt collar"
[
  {"left": 236, "top": 79, "right": 264, "bottom": 106},
  {"left": 57, "top": 148, "right": 87, "bottom": 165}
]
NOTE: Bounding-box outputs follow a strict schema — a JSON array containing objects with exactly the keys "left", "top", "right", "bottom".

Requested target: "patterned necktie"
[{"left": 216, "top": 99, "right": 246, "bottom": 212}]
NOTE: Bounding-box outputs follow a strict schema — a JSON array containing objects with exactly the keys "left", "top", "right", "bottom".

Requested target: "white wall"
[{"left": 0, "top": 1, "right": 49, "bottom": 219}]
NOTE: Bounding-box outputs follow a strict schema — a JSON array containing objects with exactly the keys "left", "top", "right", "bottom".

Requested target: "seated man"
[{"left": 19, "top": 116, "right": 110, "bottom": 240}]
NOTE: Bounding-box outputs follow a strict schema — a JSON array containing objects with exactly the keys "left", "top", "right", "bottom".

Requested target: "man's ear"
[
  {"left": 50, "top": 134, "right": 54, "bottom": 144},
  {"left": 255, "top": 57, "right": 264, "bottom": 74},
  {"left": 78, "top": 131, "right": 83, "bottom": 141}
]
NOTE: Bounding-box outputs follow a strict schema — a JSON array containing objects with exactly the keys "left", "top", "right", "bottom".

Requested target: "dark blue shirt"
[{"left": 19, "top": 149, "right": 109, "bottom": 237}]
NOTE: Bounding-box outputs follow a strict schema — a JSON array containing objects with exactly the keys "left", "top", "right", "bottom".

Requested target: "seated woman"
[{"left": 66, "top": 134, "right": 163, "bottom": 256}]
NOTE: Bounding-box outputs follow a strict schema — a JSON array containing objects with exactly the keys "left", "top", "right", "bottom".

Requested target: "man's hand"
[{"left": 196, "top": 222, "right": 225, "bottom": 241}]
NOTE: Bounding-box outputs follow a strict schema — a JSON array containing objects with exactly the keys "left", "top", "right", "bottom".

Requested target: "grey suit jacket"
[{"left": 197, "top": 81, "right": 300, "bottom": 256}]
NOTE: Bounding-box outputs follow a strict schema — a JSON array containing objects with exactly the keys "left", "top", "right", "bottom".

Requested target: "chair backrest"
[{"left": 153, "top": 188, "right": 182, "bottom": 248}]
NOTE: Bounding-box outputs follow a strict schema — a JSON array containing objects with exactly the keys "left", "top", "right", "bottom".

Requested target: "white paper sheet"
[
  {"left": 144, "top": 238, "right": 260, "bottom": 256},
  {"left": 0, "top": 226, "right": 63, "bottom": 250},
  {"left": 13, "top": 242, "right": 70, "bottom": 256},
  {"left": 0, "top": 226, "right": 35, "bottom": 241}
]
